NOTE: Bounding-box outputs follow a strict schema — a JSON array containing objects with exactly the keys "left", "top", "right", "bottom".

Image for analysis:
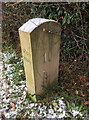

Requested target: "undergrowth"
[{"left": 0, "top": 47, "right": 89, "bottom": 119}]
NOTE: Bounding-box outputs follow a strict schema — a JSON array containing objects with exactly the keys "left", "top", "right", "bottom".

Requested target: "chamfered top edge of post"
[{"left": 18, "top": 18, "right": 61, "bottom": 33}]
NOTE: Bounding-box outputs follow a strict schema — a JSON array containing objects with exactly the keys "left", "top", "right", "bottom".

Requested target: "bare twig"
[
  {"left": 76, "top": 3, "right": 88, "bottom": 50},
  {"left": 75, "top": 35, "right": 88, "bottom": 41},
  {"left": 71, "top": 31, "right": 80, "bottom": 49}
]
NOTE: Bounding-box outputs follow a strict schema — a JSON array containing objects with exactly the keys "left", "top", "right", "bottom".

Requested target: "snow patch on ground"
[{"left": 0, "top": 52, "right": 86, "bottom": 119}]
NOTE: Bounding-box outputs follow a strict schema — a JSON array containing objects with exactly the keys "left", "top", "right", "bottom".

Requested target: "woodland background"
[{"left": 2, "top": 2, "right": 89, "bottom": 104}]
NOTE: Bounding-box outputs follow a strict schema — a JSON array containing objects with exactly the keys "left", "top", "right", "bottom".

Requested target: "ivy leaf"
[
  {"left": 79, "top": 103, "right": 83, "bottom": 112},
  {"left": 63, "top": 16, "right": 67, "bottom": 25},
  {"left": 67, "top": 17, "right": 71, "bottom": 24},
  {"left": 57, "top": 6, "right": 60, "bottom": 11},
  {"left": 58, "top": 10, "right": 63, "bottom": 15}
]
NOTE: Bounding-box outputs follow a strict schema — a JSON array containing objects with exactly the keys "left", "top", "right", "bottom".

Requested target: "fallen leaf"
[
  {"left": 11, "top": 107, "right": 15, "bottom": 111},
  {"left": 74, "top": 82, "right": 77, "bottom": 85},
  {"left": 48, "top": 98, "right": 50, "bottom": 102},
  {"left": 85, "top": 101, "right": 89, "bottom": 105},
  {"left": 36, "top": 100, "right": 41, "bottom": 103},
  {"left": 80, "top": 91, "right": 85, "bottom": 97},
  {"left": 78, "top": 75, "right": 83, "bottom": 83},
  {"left": 66, "top": 88, "right": 73, "bottom": 91},
  {"left": 11, "top": 102, "right": 15, "bottom": 107},
  {"left": 43, "top": 98, "right": 46, "bottom": 101},
  {"left": 61, "top": 87, "right": 64, "bottom": 89},
  {"left": 62, "top": 16, "right": 63, "bottom": 19},
  {"left": 81, "top": 85, "right": 84, "bottom": 87},
  {"left": 75, "top": 90, "right": 78, "bottom": 95}
]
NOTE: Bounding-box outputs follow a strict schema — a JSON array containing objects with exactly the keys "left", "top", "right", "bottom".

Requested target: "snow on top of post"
[{"left": 19, "top": 18, "right": 57, "bottom": 33}]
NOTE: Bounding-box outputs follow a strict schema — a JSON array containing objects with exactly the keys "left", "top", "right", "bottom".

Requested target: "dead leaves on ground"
[
  {"left": 60, "top": 74, "right": 89, "bottom": 104},
  {"left": 11, "top": 102, "right": 15, "bottom": 111}
]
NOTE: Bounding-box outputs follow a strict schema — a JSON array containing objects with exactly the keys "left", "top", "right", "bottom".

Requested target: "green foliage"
[
  {"left": 2, "top": 3, "right": 89, "bottom": 118},
  {"left": 2, "top": 3, "right": 88, "bottom": 70},
  {"left": 2, "top": 2, "right": 89, "bottom": 77}
]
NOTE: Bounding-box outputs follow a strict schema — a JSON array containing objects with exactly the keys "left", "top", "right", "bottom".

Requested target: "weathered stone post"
[{"left": 19, "top": 18, "right": 61, "bottom": 101}]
